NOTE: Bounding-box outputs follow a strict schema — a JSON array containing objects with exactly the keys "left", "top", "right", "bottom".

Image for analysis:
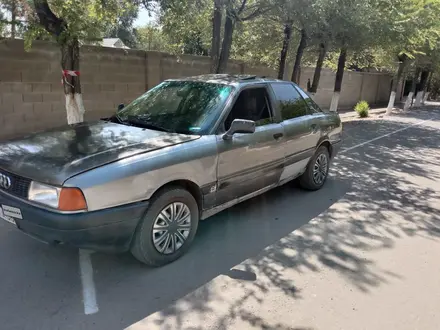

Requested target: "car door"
[
  {"left": 214, "top": 85, "right": 285, "bottom": 207},
  {"left": 269, "top": 82, "right": 319, "bottom": 184},
  {"left": 294, "top": 84, "right": 334, "bottom": 141}
]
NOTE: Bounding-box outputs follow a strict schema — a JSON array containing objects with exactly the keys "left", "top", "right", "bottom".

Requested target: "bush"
[{"left": 354, "top": 100, "right": 369, "bottom": 118}]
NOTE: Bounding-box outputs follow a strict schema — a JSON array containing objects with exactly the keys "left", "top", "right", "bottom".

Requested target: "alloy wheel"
[
  {"left": 152, "top": 202, "right": 192, "bottom": 255},
  {"left": 313, "top": 153, "right": 328, "bottom": 185}
]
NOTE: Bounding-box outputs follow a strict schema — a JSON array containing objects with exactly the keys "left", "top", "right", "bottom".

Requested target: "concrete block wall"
[
  {"left": 0, "top": 40, "right": 66, "bottom": 139},
  {"left": 80, "top": 45, "right": 146, "bottom": 121},
  {"left": 297, "top": 68, "right": 393, "bottom": 110},
  {"left": 0, "top": 39, "right": 395, "bottom": 141}
]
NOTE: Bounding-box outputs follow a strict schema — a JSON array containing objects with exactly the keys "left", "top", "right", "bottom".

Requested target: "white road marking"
[
  {"left": 79, "top": 249, "right": 99, "bottom": 315},
  {"left": 340, "top": 118, "right": 432, "bottom": 154}
]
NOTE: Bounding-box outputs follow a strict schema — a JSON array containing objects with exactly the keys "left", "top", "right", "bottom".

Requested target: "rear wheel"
[
  {"left": 131, "top": 187, "right": 199, "bottom": 267},
  {"left": 299, "top": 146, "right": 330, "bottom": 191}
]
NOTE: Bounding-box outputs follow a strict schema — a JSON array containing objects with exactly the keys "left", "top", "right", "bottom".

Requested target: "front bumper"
[{"left": 0, "top": 191, "right": 148, "bottom": 252}]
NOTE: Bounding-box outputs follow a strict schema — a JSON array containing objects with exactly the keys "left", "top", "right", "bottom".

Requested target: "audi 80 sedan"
[{"left": 0, "top": 74, "right": 342, "bottom": 266}]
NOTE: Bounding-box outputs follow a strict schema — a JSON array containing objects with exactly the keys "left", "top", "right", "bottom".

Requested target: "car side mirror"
[
  {"left": 222, "top": 119, "right": 256, "bottom": 140},
  {"left": 117, "top": 103, "right": 125, "bottom": 112}
]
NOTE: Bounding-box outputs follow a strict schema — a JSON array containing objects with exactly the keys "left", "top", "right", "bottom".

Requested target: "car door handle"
[
  {"left": 310, "top": 124, "right": 318, "bottom": 133},
  {"left": 273, "top": 133, "right": 284, "bottom": 140}
]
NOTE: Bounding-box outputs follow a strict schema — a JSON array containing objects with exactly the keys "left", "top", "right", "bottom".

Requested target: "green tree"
[
  {"left": 383, "top": 0, "right": 440, "bottom": 114},
  {"left": 231, "top": 14, "right": 285, "bottom": 69},
  {"left": 281, "top": 0, "right": 324, "bottom": 83},
  {"left": 137, "top": 24, "right": 170, "bottom": 52},
  {"left": 0, "top": 0, "right": 32, "bottom": 38},
  {"left": 29, "top": 0, "right": 123, "bottom": 124},
  {"left": 268, "top": 0, "right": 306, "bottom": 80},
  {"left": 159, "top": 0, "right": 211, "bottom": 55},
  {"left": 211, "top": 0, "right": 271, "bottom": 73},
  {"left": 106, "top": 3, "right": 139, "bottom": 48}
]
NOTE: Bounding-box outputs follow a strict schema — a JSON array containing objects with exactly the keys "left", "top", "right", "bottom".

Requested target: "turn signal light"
[{"left": 58, "top": 188, "right": 88, "bottom": 211}]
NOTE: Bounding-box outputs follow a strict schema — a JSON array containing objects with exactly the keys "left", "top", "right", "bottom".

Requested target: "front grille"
[{"left": 0, "top": 169, "right": 31, "bottom": 198}]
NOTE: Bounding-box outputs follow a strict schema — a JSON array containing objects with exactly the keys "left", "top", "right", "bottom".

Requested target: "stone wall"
[{"left": 0, "top": 39, "right": 396, "bottom": 141}]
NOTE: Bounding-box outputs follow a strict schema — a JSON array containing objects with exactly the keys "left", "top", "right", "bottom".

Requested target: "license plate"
[{"left": 0, "top": 205, "right": 22, "bottom": 226}]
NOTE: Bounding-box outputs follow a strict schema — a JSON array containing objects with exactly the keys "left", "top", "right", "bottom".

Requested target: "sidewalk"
[
  {"left": 338, "top": 107, "right": 387, "bottom": 120},
  {"left": 337, "top": 101, "right": 408, "bottom": 120}
]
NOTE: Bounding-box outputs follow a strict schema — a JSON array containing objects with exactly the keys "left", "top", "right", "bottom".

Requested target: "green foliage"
[
  {"left": 354, "top": 100, "right": 369, "bottom": 117},
  {"left": 378, "top": 0, "right": 440, "bottom": 65},
  {"left": 23, "top": 23, "right": 51, "bottom": 51},
  {"left": 26, "top": 0, "right": 128, "bottom": 47},
  {"left": 17, "top": 0, "right": 440, "bottom": 85},
  {"left": 323, "top": 47, "right": 396, "bottom": 72},
  {"left": 428, "top": 72, "right": 440, "bottom": 99},
  {"left": 232, "top": 17, "right": 285, "bottom": 68},
  {"left": 159, "top": 0, "right": 211, "bottom": 55},
  {"left": 106, "top": 3, "right": 139, "bottom": 48},
  {"left": 137, "top": 24, "right": 170, "bottom": 52},
  {"left": 0, "top": 0, "right": 33, "bottom": 38}
]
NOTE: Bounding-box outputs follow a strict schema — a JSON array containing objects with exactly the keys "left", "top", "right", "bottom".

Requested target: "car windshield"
[{"left": 117, "top": 81, "right": 233, "bottom": 135}]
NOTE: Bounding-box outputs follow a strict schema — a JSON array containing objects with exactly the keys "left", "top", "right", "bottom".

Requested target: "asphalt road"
[{"left": 1, "top": 107, "right": 440, "bottom": 330}]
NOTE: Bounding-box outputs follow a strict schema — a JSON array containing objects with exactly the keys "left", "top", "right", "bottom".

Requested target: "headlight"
[
  {"left": 28, "top": 182, "right": 60, "bottom": 208},
  {"left": 28, "top": 182, "right": 87, "bottom": 211}
]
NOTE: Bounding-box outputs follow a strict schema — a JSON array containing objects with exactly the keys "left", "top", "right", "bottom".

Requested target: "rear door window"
[
  {"left": 270, "top": 83, "right": 310, "bottom": 120},
  {"left": 294, "top": 85, "right": 324, "bottom": 113}
]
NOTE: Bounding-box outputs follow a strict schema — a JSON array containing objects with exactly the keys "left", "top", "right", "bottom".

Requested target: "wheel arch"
[
  {"left": 150, "top": 179, "right": 203, "bottom": 215},
  {"left": 316, "top": 138, "right": 333, "bottom": 158}
]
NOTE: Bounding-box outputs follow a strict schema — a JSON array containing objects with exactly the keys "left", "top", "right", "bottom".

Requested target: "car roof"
[{"left": 166, "top": 74, "right": 288, "bottom": 87}]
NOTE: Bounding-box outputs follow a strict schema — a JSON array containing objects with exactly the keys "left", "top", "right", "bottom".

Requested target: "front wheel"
[
  {"left": 299, "top": 146, "right": 330, "bottom": 191},
  {"left": 131, "top": 187, "right": 199, "bottom": 267}
]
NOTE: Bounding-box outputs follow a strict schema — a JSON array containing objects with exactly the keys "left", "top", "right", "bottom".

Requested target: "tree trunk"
[
  {"left": 61, "top": 37, "right": 85, "bottom": 124},
  {"left": 33, "top": 0, "right": 85, "bottom": 124},
  {"left": 216, "top": 10, "right": 235, "bottom": 74},
  {"left": 423, "top": 71, "right": 433, "bottom": 104},
  {"left": 415, "top": 70, "right": 429, "bottom": 106},
  {"left": 291, "top": 28, "right": 307, "bottom": 84},
  {"left": 310, "top": 42, "right": 327, "bottom": 93},
  {"left": 386, "top": 55, "right": 407, "bottom": 114},
  {"left": 329, "top": 47, "right": 347, "bottom": 112},
  {"left": 210, "top": 0, "right": 222, "bottom": 73},
  {"left": 277, "top": 22, "right": 292, "bottom": 80},
  {"left": 404, "top": 67, "right": 420, "bottom": 110},
  {"left": 11, "top": 0, "right": 16, "bottom": 39}
]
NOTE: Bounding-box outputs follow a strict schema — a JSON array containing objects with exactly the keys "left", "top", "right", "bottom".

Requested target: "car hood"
[{"left": 0, "top": 121, "right": 199, "bottom": 185}]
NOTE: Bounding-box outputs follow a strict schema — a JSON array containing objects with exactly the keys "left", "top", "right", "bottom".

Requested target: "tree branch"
[
  {"left": 237, "top": 0, "right": 248, "bottom": 15},
  {"left": 33, "top": 0, "right": 65, "bottom": 37},
  {"left": 241, "top": 7, "right": 271, "bottom": 21}
]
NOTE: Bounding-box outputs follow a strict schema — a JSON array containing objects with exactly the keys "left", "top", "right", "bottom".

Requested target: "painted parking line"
[
  {"left": 79, "top": 249, "right": 99, "bottom": 315},
  {"left": 340, "top": 118, "right": 432, "bottom": 154}
]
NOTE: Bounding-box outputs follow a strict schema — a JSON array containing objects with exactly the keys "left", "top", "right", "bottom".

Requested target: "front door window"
[{"left": 224, "top": 87, "right": 273, "bottom": 130}]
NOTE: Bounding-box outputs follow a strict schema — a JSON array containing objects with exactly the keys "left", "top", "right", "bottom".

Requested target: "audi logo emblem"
[{"left": 0, "top": 173, "right": 12, "bottom": 190}]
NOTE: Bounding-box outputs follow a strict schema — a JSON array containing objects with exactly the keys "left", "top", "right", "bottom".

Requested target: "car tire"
[
  {"left": 130, "top": 187, "right": 199, "bottom": 267},
  {"left": 299, "top": 146, "right": 330, "bottom": 191}
]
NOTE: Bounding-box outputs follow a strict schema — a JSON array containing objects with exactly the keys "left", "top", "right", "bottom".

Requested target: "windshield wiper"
[
  {"left": 105, "top": 113, "right": 127, "bottom": 125},
  {"left": 126, "top": 116, "right": 171, "bottom": 132}
]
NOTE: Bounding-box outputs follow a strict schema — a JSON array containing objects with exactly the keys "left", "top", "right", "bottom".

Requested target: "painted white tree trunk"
[
  {"left": 386, "top": 91, "right": 396, "bottom": 115},
  {"left": 403, "top": 92, "right": 413, "bottom": 111},
  {"left": 329, "top": 92, "right": 340, "bottom": 112},
  {"left": 422, "top": 92, "right": 430, "bottom": 104},
  {"left": 414, "top": 91, "right": 423, "bottom": 107},
  {"left": 65, "top": 93, "right": 85, "bottom": 124}
]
